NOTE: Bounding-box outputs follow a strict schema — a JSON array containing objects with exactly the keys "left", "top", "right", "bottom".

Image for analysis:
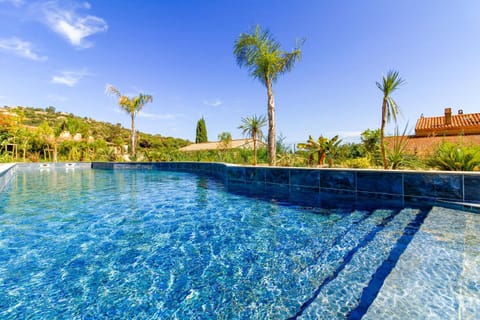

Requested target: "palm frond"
[{"left": 105, "top": 84, "right": 121, "bottom": 97}]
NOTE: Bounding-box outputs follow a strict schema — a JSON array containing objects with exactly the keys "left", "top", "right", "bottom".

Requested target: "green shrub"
[
  {"left": 342, "top": 157, "right": 372, "bottom": 168},
  {"left": 429, "top": 143, "right": 480, "bottom": 171}
]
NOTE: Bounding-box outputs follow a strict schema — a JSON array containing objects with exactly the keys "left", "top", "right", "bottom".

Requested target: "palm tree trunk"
[
  {"left": 380, "top": 98, "right": 387, "bottom": 169},
  {"left": 131, "top": 114, "right": 136, "bottom": 157},
  {"left": 253, "top": 132, "right": 257, "bottom": 165},
  {"left": 266, "top": 78, "right": 276, "bottom": 166},
  {"left": 53, "top": 142, "right": 58, "bottom": 163}
]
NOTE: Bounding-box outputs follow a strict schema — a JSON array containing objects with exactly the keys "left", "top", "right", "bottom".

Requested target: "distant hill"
[{"left": 0, "top": 106, "right": 190, "bottom": 162}]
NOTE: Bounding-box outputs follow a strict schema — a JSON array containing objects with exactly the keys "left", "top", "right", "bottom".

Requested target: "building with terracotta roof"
[
  {"left": 415, "top": 108, "right": 480, "bottom": 136},
  {"left": 386, "top": 108, "right": 480, "bottom": 156},
  {"left": 179, "top": 138, "right": 266, "bottom": 152}
]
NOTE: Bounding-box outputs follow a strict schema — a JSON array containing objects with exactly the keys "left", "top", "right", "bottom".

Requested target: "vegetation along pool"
[{"left": 0, "top": 166, "right": 478, "bottom": 319}]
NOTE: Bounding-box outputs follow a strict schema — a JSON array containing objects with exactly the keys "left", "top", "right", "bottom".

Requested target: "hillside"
[{"left": 0, "top": 106, "right": 190, "bottom": 162}]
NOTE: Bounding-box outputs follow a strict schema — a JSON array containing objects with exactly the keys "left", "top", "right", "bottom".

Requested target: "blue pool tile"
[
  {"left": 289, "top": 186, "right": 320, "bottom": 207},
  {"left": 227, "top": 180, "right": 247, "bottom": 195},
  {"left": 320, "top": 170, "right": 355, "bottom": 191},
  {"left": 356, "top": 191, "right": 404, "bottom": 209},
  {"left": 245, "top": 167, "right": 266, "bottom": 183},
  {"left": 404, "top": 173, "right": 462, "bottom": 201},
  {"left": 265, "top": 168, "right": 290, "bottom": 185},
  {"left": 464, "top": 175, "right": 480, "bottom": 203},
  {"left": 290, "top": 169, "right": 320, "bottom": 188},
  {"left": 357, "top": 171, "right": 403, "bottom": 195},
  {"left": 319, "top": 189, "right": 356, "bottom": 209},
  {"left": 265, "top": 183, "right": 290, "bottom": 201},
  {"left": 227, "top": 167, "right": 246, "bottom": 182}
]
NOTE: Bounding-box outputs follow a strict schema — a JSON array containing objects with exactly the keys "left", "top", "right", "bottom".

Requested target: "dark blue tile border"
[
  {"left": 265, "top": 168, "right": 290, "bottom": 185},
  {"left": 2, "top": 162, "right": 479, "bottom": 211},
  {"left": 290, "top": 169, "right": 320, "bottom": 188},
  {"left": 86, "top": 162, "right": 480, "bottom": 209},
  {"left": 320, "top": 170, "right": 355, "bottom": 191},
  {"left": 464, "top": 175, "right": 480, "bottom": 203},
  {"left": 357, "top": 171, "right": 403, "bottom": 195}
]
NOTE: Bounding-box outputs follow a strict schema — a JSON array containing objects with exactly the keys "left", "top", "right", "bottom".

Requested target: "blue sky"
[{"left": 1, "top": 0, "right": 480, "bottom": 145}]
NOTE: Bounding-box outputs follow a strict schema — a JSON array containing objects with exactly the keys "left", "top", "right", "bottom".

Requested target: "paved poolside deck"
[{"left": 0, "top": 163, "right": 15, "bottom": 175}]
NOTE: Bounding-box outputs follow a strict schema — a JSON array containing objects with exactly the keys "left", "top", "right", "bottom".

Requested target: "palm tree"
[
  {"left": 238, "top": 114, "right": 267, "bottom": 165},
  {"left": 376, "top": 70, "right": 405, "bottom": 169},
  {"left": 234, "top": 25, "right": 303, "bottom": 166},
  {"left": 106, "top": 84, "right": 153, "bottom": 157}
]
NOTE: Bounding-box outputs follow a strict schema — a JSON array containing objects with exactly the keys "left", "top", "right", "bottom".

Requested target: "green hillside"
[{"left": 0, "top": 106, "right": 190, "bottom": 162}]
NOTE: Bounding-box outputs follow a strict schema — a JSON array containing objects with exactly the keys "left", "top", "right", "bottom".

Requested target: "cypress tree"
[{"left": 195, "top": 117, "right": 208, "bottom": 143}]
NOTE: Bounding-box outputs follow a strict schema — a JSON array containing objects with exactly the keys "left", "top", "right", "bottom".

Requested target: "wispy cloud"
[
  {"left": 47, "top": 94, "right": 68, "bottom": 102},
  {"left": 203, "top": 98, "right": 222, "bottom": 107},
  {"left": 51, "top": 69, "right": 90, "bottom": 87},
  {"left": 39, "top": 1, "right": 108, "bottom": 48},
  {"left": 0, "top": 37, "right": 47, "bottom": 61},
  {"left": 0, "top": 0, "right": 24, "bottom": 6},
  {"left": 138, "top": 111, "right": 178, "bottom": 120}
]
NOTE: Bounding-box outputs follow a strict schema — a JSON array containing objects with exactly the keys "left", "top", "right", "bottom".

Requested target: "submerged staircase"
[
  {"left": 286, "top": 207, "right": 428, "bottom": 319},
  {"left": 285, "top": 205, "right": 479, "bottom": 320}
]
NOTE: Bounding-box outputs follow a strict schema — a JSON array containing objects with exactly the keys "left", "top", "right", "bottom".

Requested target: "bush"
[
  {"left": 342, "top": 157, "right": 372, "bottom": 168},
  {"left": 429, "top": 143, "right": 480, "bottom": 171}
]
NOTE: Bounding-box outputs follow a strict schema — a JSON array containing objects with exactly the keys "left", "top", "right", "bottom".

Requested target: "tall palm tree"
[
  {"left": 376, "top": 70, "right": 405, "bottom": 169},
  {"left": 106, "top": 84, "right": 153, "bottom": 157},
  {"left": 238, "top": 114, "right": 267, "bottom": 165},
  {"left": 234, "top": 25, "right": 303, "bottom": 166}
]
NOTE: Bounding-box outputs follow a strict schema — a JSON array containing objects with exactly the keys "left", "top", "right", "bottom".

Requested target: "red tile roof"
[{"left": 415, "top": 111, "right": 480, "bottom": 136}]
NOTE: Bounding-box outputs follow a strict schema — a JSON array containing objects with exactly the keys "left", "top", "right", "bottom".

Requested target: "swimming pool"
[{"left": 0, "top": 165, "right": 478, "bottom": 319}]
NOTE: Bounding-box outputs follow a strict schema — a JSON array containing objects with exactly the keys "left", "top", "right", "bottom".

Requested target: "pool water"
[{"left": 0, "top": 168, "right": 477, "bottom": 319}]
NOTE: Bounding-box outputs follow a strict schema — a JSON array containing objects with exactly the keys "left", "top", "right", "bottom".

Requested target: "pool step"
[
  {"left": 295, "top": 208, "right": 422, "bottom": 319},
  {"left": 363, "top": 207, "right": 480, "bottom": 319},
  {"left": 286, "top": 208, "right": 401, "bottom": 318},
  {"left": 459, "top": 212, "right": 480, "bottom": 318}
]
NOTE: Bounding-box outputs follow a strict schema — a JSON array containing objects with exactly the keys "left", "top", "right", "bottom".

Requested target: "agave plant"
[{"left": 386, "top": 125, "right": 423, "bottom": 170}]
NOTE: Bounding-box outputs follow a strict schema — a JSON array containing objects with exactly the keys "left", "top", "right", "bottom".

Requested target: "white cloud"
[
  {"left": 0, "top": 37, "right": 47, "bottom": 61},
  {"left": 40, "top": 1, "right": 108, "bottom": 48},
  {"left": 47, "top": 94, "right": 68, "bottom": 102},
  {"left": 203, "top": 98, "right": 222, "bottom": 107},
  {"left": 51, "top": 70, "right": 90, "bottom": 87}
]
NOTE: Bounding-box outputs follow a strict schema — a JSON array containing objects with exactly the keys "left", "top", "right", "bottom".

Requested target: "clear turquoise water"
[{"left": 1, "top": 168, "right": 466, "bottom": 319}]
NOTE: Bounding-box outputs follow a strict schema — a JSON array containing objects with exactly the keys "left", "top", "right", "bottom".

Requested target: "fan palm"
[
  {"left": 238, "top": 114, "right": 267, "bottom": 165},
  {"left": 376, "top": 70, "right": 405, "bottom": 169},
  {"left": 106, "top": 84, "right": 153, "bottom": 157},
  {"left": 234, "top": 25, "right": 303, "bottom": 166}
]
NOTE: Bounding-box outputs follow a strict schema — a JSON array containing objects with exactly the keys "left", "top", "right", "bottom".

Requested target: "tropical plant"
[
  {"left": 106, "top": 84, "right": 153, "bottom": 157},
  {"left": 385, "top": 125, "right": 423, "bottom": 169},
  {"left": 325, "top": 135, "right": 342, "bottom": 167},
  {"left": 238, "top": 114, "right": 267, "bottom": 165},
  {"left": 195, "top": 117, "right": 208, "bottom": 143},
  {"left": 297, "top": 135, "right": 341, "bottom": 166},
  {"left": 429, "top": 142, "right": 480, "bottom": 171},
  {"left": 234, "top": 25, "right": 303, "bottom": 166},
  {"left": 376, "top": 70, "right": 405, "bottom": 169},
  {"left": 297, "top": 135, "right": 317, "bottom": 165}
]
